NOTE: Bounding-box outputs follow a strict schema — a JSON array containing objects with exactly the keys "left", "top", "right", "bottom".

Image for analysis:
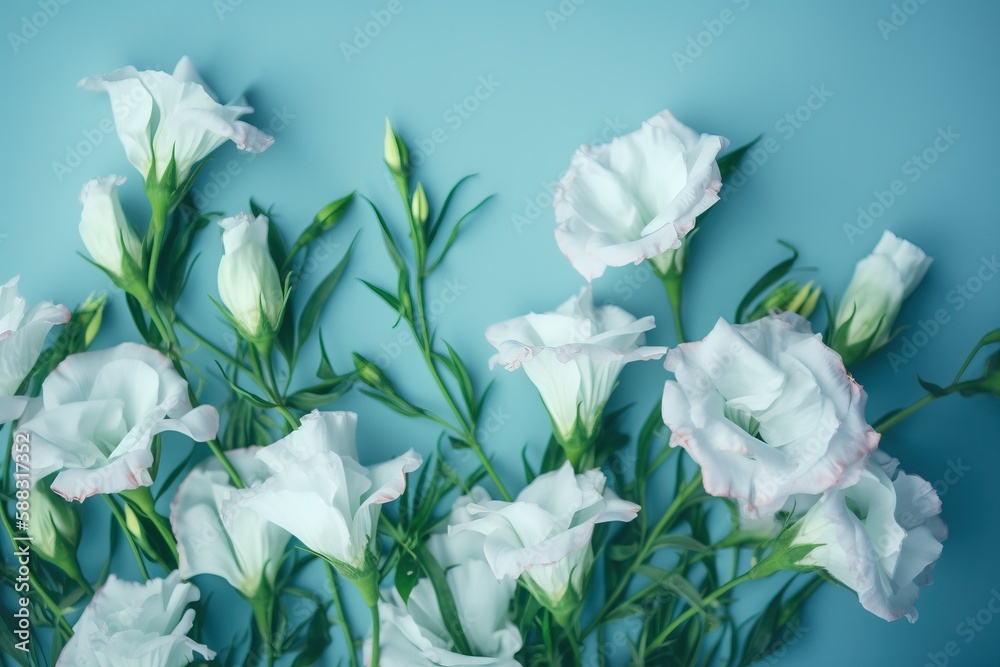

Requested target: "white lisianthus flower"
[
  {"left": 0, "top": 276, "right": 70, "bottom": 423},
  {"left": 171, "top": 448, "right": 290, "bottom": 598},
  {"left": 18, "top": 342, "right": 219, "bottom": 502},
  {"left": 662, "top": 312, "right": 879, "bottom": 518},
  {"left": 485, "top": 287, "right": 665, "bottom": 461},
  {"left": 227, "top": 411, "right": 421, "bottom": 594},
  {"left": 553, "top": 109, "right": 728, "bottom": 281},
  {"left": 367, "top": 489, "right": 522, "bottom": 667},
  {"left": 831, "top": 230, "right": 932, "bottom": 366},
  {"left": 790, "top": 451, "right": 947, "bottom": 622},
  {"left": 57, "top": 571, "right": 214, "bottom": 667},
  {"left": 79, "top": 175, "right": 144, "bottom": 282},
  {"left": 451, "top": 462, "right": 640, "bottom": 617},
  {"left": 79, "top": 56, "right": 273, "bottom": 188},
  {"left": 217, "top": 212, "right": 283, "bottom": 341}
]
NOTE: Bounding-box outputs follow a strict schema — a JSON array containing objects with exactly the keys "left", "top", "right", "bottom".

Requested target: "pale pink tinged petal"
[{"left": 51, "top": 448, "right": 154, "bottom": 502}]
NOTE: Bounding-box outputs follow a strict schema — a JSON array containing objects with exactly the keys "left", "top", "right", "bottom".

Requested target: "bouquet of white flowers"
[{"left": 2, "top": 56, "right": 997, "bottom": 667}]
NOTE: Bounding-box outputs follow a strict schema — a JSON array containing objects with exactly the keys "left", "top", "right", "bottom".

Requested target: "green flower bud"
[
  {"left": 747, "top": 280, "right": 822, "bottom": 322},
  {"left": 411, "top": 183, "right": 429, "bottom": 226},
  {"left": 383, "top": 118, "right": 409, "bottom": 175},
  {"left": 29, "top": 482, "right": 84, "bottom": 581}
]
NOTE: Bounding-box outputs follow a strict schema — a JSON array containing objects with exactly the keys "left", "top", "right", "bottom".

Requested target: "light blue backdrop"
[{"left": 2, "top": 1, "right": 999, "bottom": 665}]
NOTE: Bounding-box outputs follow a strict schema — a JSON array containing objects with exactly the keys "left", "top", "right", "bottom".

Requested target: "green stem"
[
  {"left": 122, "top": 487, "right": 179, "bottom": 567},
  {"left": 369, "top": 602, "right": 381, "bottom": 667},
  {"left": 873, "top": 380, "right": 980, "bottom": 432},
  {"left": 325, "top": 564, "right": 360, "bottom": 667},
  {"left": 175, "top": 318, "right": 254, "bottom": 375},
  {"left": 103, "top": 495, "right": 150, "bottom": 579},
  {"left": 649, "top": 571, "right": 753, "bottom": 648},
  {"left": 146, "top": 220, "right": 165, "bottom": 294},
  {"left": 583, "top": 472, "right": 703, "bottom": 637},
  {"left": 251, "top": 347, "right": 299, "bottom": 431},
  {"left": 555, "top": 614, "right": 582, "bottom": 666},
  {"left": 660, "top": 271, "right": 686, "bottom": 343}
]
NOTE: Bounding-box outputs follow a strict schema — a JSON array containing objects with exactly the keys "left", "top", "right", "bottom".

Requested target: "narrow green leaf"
[
  {"left": 427, "top": 174, "right": 476, "bottom": 245},
  {"left": 285, "top": 192, "right": 355, "bottom": 270},
  {"left": 414, "top": 542, "right": 473, "bottom": 656},
  {"left": 718, "top": 136, "right": 762, "bottom": 181},
  {"left": 363, "top": 196, "right": 406, "bottom": 272},
  {"left": 215, "top": 362, "right": 276, "bottom": 409},
  {"left": 425, "top": 195, "right": 494, "bottom": 274},
  {"left": 395, "top": 551, "right": 420, "bottom": 604},
  {"left": 360, "top": 279, "right": 402, "bottom": 313},
  {"left": 297, "top": 234, "right": 357, "bottom": 349},
  {"left": 735, "top": 241, "right": 799, "bottom": 324}
]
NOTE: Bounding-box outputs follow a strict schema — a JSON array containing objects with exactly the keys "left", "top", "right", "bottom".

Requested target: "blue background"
[{"left": 2, "top": 1, "right": 999, "bottom": 665}]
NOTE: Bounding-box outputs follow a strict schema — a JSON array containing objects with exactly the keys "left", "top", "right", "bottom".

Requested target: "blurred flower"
[
  {"left": 789, "top": 451, "right": 947, "bottom": 622},
  {"left": 19, "top": 342, "right": 218, "bottom": 502},
  {"left": 79, "top": 56, "right": 273, "bottom": 194},
  {"left": 171, "top": 448, "right": 290, "bottom": 598},
  {"left": 451, "top": 462, "right": 639, "bottom": 619},
  {"left": 662, "top": 312, "right": 879, "bottom": 518},
  {"left": 367, "top": 489, "right": 522, "bottom": 666},
  {"left": 227, "top": 411, "right": 420, "bottom": 602},
  {"left": 78, "top": 176, "right": 143, "bottom": 283},
  {"left": 554, "top": 109, "right": 728, "bottom": 281},
  {"left": 0, "top": 277, "right": 70, "bottom": 424},
  {"left": 57, "top": 571, "right": 214, "bottom": 667},
  {"left": 745, "top": 279, "right": 821, "bottom": 322},
  {"left": 217, "top": 212, "right": 283, "bottom": 342},
  {"left": 831, "top": 230, "right": 932, "bottom": 366},
  {"left": 485, "top": 286, "right": 665, "bottom": 464}
]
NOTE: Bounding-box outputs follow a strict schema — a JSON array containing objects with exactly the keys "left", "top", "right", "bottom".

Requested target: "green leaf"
[
  {"left": 297, "top": 234, "right": 357, "bottom": 349},
  {"left": 215, "top": 362, "right": 276, "bottom": 409},
  {"left": 648, "top": 535, "right": 711, "bottom": 554},
  {"left": 414, "top": 542, "right": 473, "bottom": 656},
  {"left": 718, "top": 136, "right": 762, "bottom": 181},
  {"left": 918, "top": 376, "right": 950, "bottom": 397},
  {"left": 521, "top": 446, "right": 537, "bottom": 484},
  {"left": 427, "top": 174, "right": 476, "bottom": 246},
  {"left": 285, "top": 192, "right": 355, "bottom": 271},
  {"left": 316, "top": 333, "right": 338, "bottom": 380},
  {"left": 735, "top": 241, "right": 799, "bottom": 324},
  {"left": 438, "top": 341, "right": 475, "bottom": 413},
  {"left": 291, "top": 603, "right": 333, "bottom": 667},
  {"left": 425, "top": 194, "right": 494, "bottom": 274},
  {"left": 363, "top": 196, "right": 406, "bottom": 272},
  {"left": 286, "top": 376, "right": 356, "bottom": 410},
  {"left": 395, "top": 551, "right": 420, "bottom": 604},
  {"left": 360, "top": 279, "right": 402, "bottom": 313}
]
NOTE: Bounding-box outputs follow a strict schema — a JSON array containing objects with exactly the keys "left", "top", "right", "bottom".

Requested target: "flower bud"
[
  {"left": 746, "top": 280, "right": 821, "bottom": 322},
  {"left": 411, "top": 182, "right": 429, "bottom": 226},
  {"left": 79, "top": 176, "right": 144, "bottom": 284},
  {"left": 217, "top": 213, "right": 284, "bottom": 343},
  {"left": 29, "top": 481, "right": 84, "bottom": 580},
  {"left": 352, "top": 353, "right": 392, "bottom": 393},
  {"left": 383, "top": 118, "right": 409, "bottom": 175},
  {"left": 831, "top": 231, "right": 931, "bottom": 366}
]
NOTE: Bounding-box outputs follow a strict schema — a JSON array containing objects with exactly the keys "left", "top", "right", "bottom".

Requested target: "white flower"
[
  {"left": 19, "top": 342, "right": 219, "bottom": 502},
  {"left": 553, "top": 109, "right": 728, "bottom": 281},
  {"left": 368, "top": 489, "right": 522, "bottom": 666},
  {"left": 171, "top": 448, "right": 290, "bottom": 597},
  {"left": 662, "top": 312, "right": 879, "bottom": 518},
  {"left": 790, "top": 451, "right": 947, "bottom": 622},
  {"left": 451, "top": 462, "right": 640, "bottom": 612},
  {"left": 217, "top": 212, "right": 283, "bottom": 339},
  {"left": 485, "top": 287, "right": 665, "bottom": 447},
  {"left": 832, "top": 230, "right": 932, "bottom": 365},
  {"left": 57, "top": 571, "right": 214, "bottom": 667},
  {"left": 0, "top": 277, "right": 70, "bottom": 424},
  {"left": 79, "top": 176, "right": 143, "bottom": 280},
  {"left": 227, "top": 411, "right": 421, "bottom": 570},
  {"left": 80, "top": 56, "right": 273, "bottom": 186}
]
